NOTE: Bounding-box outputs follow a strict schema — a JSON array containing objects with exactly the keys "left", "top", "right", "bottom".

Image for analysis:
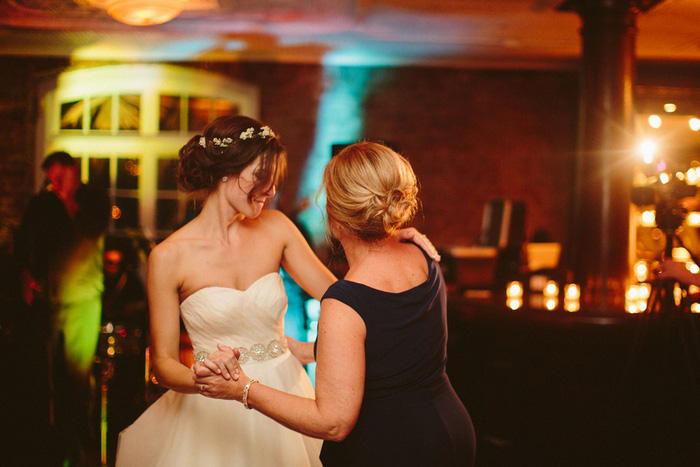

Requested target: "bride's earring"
[{"left": 222, "top": 176, "right": 228, "bottom": 182}]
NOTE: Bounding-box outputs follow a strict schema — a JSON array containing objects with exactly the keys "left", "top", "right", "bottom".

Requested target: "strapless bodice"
[
  {"left": 179, "top": 272, "right": 287, "bottom": 357},
  {"left": 118, "top": 272, "right": 322, "bottom": 467}
]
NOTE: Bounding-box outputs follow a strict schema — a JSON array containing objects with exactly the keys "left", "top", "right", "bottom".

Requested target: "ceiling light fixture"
[
  {"left": 105, "top": 0, "right": 185, "bottom": 26},
  {"left": 81, "top": 0, "right": 219, "bottom": 26}
]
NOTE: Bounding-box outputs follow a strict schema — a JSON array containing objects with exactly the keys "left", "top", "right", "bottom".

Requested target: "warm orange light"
[
  {"left": 638, "top": 140, "right": 657, "bottom": 164},
  {"left": 507, "top": 298, "right": 522, "bottom": 310},
  {"left": 105, "top": 0, "right": 185, "bottom": 26},
  {"left": 640, "top": 211, "right": 655, "bottom": 227},
  {"left": 543, "top": 280, "right": 558, "bottom": 298},
  {"left": 564, "top": 284, "right": 580, "bottom": 300},
  {"left": 634, "top": 261, "right": 648, "bottom": 282},
  {"left": 506, "top": 281, "right": 523, "bottom": 298},
  {"left": 648, "top": 115, "right": 662, "bottom": 128},
  {"left": 626, "top": 284, "right": 649, "bottom": 313},
  {"left": 564, "top": 299, "right": 580, "bottom": 312}
]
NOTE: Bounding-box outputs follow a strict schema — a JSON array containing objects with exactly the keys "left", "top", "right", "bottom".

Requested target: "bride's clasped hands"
[{"left": 193, "top": 343, "right": 260, "bottom": 402}]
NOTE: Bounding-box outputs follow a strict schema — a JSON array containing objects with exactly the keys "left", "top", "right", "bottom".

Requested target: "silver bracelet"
[{"left": 242, "top": 379, "right": 259, "bottom": 410}]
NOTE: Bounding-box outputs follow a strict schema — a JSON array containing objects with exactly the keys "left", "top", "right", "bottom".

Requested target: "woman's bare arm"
[{"left": 195, "top": 298, "right": 366, "bottom": 441}]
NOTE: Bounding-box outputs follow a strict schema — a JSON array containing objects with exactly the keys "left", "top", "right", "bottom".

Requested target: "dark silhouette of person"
[
  {"left": 100, "top": 239, "right": 148, "bottom": 465},
  {"left": 15, "top": 151, "right": 110, "bottom": 466}
]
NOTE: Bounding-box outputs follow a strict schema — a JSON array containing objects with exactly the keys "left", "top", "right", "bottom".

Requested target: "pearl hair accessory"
[{"left": 222, "top": 176, "right": 228, "bottom": 182}]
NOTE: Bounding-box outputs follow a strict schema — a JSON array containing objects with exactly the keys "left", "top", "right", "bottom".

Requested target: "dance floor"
[
  {"left": 446, "top": 299, "right": 700, "bottom": 466},
  {"left": 2, "top": 293, "right": 700, "bottom": 466}
]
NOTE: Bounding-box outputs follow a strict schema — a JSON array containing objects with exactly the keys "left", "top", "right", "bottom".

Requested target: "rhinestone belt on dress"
[{"left": 238, "top": 336, "right": 288, "bottom": 364}]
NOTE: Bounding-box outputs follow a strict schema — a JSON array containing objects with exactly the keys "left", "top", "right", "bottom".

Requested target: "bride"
[{"left": 115, "top": 115, "right": 436, "bottom": 466}]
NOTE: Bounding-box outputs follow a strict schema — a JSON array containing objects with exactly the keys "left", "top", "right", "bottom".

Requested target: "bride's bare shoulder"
[{"left": 150, "top": 225, "right": 207, "bottom": 263}]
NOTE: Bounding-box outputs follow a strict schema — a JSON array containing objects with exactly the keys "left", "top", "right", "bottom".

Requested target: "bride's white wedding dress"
[{"left": 116, "top": 272, "right": 322, "bottom": 466}]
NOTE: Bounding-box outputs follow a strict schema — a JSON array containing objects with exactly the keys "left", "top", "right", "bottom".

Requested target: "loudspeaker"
[{"left": 478, "top": 199, "right": 526, "bottom": 248}]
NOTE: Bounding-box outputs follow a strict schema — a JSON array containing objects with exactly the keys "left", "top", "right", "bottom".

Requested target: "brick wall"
[
  {"left": 0, "top": 57, "right": 68, "bottom": 255},
  {"left": 185, "top": 62, "right": 580, "bottom": 250},
  {"left": 0, "top": 59, "right": 580, "bottom": 257}
]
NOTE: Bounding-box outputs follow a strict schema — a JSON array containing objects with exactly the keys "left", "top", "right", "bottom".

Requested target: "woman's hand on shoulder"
[{"left": 396, "top": 227, "right": 440, "bottom": 262}]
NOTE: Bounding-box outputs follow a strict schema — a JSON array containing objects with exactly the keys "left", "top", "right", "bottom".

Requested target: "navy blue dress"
[{"left": 318, "top": 244, "right": 475, "bottom": 466}]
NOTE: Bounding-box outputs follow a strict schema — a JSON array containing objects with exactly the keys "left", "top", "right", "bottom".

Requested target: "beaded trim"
[{"left": 238, "top": 336, "right": 288, "bottom": 364}]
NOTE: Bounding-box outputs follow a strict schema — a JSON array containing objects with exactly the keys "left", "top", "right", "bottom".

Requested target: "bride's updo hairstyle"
[
  {"left": 178, "top": 115, "right": 286, "bottom": 201},
  {"left": 323, "top": 142, "right": 419, "bottom": 242}
]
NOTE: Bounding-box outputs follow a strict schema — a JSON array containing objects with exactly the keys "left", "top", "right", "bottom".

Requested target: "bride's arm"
[
  {"left": 195, "top": 298, "right": 366, "bottom": 441},
  {"left": 273, "top": 211, "right": 438, "bottom": 303},
  {"left": 272, "top": 211, "right": 336, "bottom": 301},
  {"left": 148, "top": 244, "right": 200, "bottom": 393}
]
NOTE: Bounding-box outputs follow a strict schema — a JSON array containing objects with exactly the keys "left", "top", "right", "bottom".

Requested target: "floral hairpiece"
[
  {"left": 239, "top": 126, "right": 276, "bottom": 140},
  {"left": 213, "top": 137, "right": 233, "bottom": 147},
  {"left": 259, "top": 126, "right": 275, "bottom": 138},
  {"left": 199, "top": 126, "right": 276, "bottom": 149},
  {"left": 239, "top": 128, "right": 255, "bottom": 140}
]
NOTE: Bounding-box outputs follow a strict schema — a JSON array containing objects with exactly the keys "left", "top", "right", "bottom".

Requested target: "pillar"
[{"left": 558, "top": 0, "right": 663, "bottom": 311}]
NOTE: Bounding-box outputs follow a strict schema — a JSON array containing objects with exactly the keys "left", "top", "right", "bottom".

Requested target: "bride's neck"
[{"left": 195, "top": 195, "right": 245, "bottom": 240}]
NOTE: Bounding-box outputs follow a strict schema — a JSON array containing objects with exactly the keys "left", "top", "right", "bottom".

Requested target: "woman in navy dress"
[{"left": 196, "top": 142, "right": 475, "bottom": 466}]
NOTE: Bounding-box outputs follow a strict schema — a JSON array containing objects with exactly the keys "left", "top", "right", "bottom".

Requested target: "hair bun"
[{"left": 323, "top": 142, "right": 419, "bottom": 242}]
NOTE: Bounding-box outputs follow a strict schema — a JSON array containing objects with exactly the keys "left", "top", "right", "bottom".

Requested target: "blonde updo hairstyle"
[
  {"left": 178, "top": 115, "right": 286, "bottom": 201},
  {"left": 323, "top": 142, "right": 419, "bottom": 242}
]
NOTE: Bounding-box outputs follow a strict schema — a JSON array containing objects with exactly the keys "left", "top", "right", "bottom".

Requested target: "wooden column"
[{"left": 559, "top": 0, "right": 662, "bottom": 311}]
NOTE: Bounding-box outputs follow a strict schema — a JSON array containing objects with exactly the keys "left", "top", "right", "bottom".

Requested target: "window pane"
[
  {"left": 188, "top": 97, "right": 211, "bottom": 132},
  {"left": 160, "top": 95, "right": 181, "bottom": 132},
  {"left": 89, "top": 158, "right": 110, "bottom": 190},
  {"left": 114, "top": 197, "right": 139, "bottom": 230},
  {"left": 213, "top": 99, "right": 238, "bottom": 120},
  {"left": 117, "top": 158, "right": 139, "bottom": 190},
  {"left": 90, "top": 96, "right": 111, "bottom": 130},
  {"left": 156, "top": 199, "right": 180, "bottom": 231},
  {"left": 61, "top": 100, "right": 83, "bottom": 130},
  {"left": 119, "top": 95, "right": 140, "bottom": 130},
  {"left": 157, "top": 158, "right": 178, "bottom": 191}
]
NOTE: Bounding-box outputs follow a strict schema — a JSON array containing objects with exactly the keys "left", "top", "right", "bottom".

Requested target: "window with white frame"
[{"left": 38, "top": 64, "right": 259, "bottom": 242}]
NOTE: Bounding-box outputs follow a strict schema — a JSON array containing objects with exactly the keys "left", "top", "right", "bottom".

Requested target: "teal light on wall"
[{"left": 296, "top": 66, "right": 371, "bottom": 247}]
